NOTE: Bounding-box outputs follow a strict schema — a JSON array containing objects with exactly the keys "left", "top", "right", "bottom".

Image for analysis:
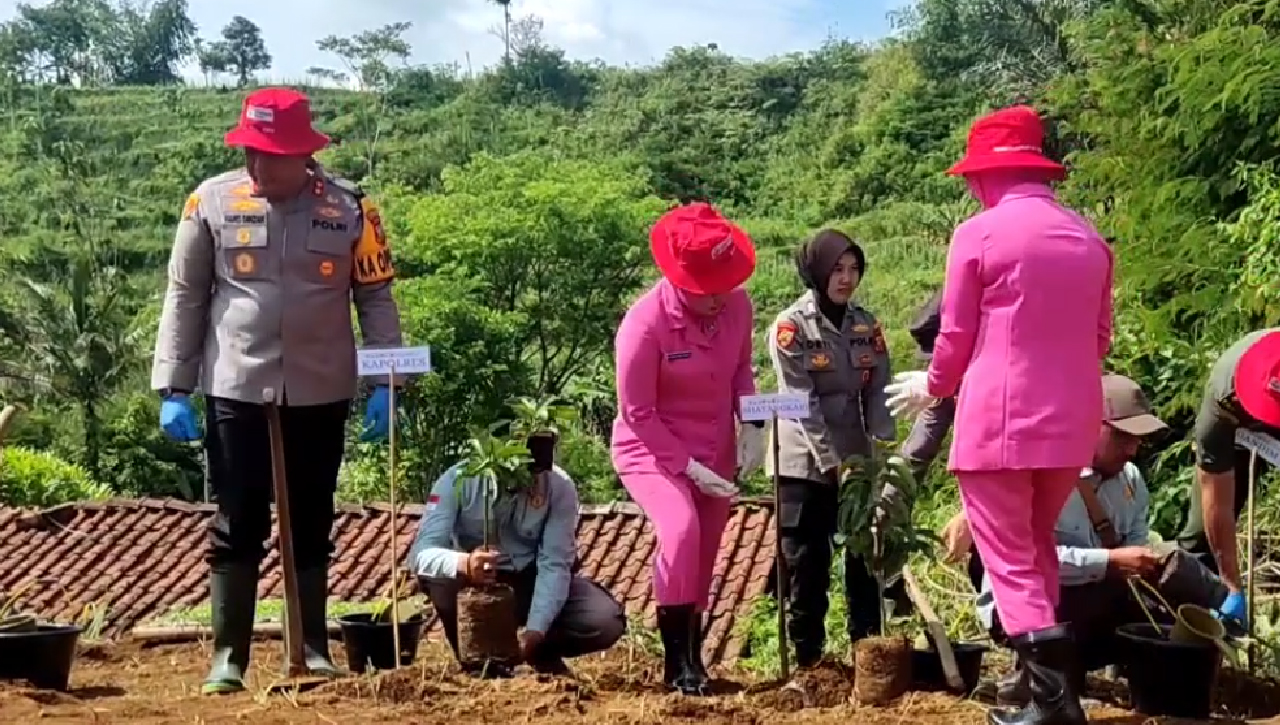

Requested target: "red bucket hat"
[
  {"left": 650, "top": 203, "right": 756, "bottom": 295},
  {"left": 947, "top": 105, "right": 1065, "bottom": 179},
  {"left": 1233, "top": 331, "right": 1280, "bottom": 429},
  {"left": 224, "top": 88, "right": 330, "bottom": 156}
]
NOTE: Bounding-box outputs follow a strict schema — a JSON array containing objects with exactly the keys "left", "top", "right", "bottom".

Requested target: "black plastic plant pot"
[
  {"left": 0, "top": 623, "right": 84, "bottom": 691},
  {"left": 1116, "top": 622, "right": 1219, "bottom": 719},
  {"left": 338, "top": 612, "right": 425, "bottom": 674},
  {"left": 909, "top": 642, "right": 989, "bottom": 695}
]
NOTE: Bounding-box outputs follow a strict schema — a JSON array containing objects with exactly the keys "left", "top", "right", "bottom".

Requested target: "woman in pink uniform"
[
  {"left": 611, "top": 202, "right": 762, "bottom": 696},
  {"left": 886, "top": 106, "right": 1111, "bottom": 725}
]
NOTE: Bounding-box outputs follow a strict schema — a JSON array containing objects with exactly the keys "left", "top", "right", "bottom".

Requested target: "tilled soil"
[{"left": 0, "top": 638, "right": 1277, "bottom": 723}]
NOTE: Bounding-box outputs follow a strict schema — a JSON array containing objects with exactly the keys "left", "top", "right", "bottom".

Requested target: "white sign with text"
[
  {"left": 739, "top": 393, "right": 810, "bottom": 422},
  {"left": 357, "top": 346, "right": 433, "bottom": 376},
  {"left": 1236, "top": 429, "right": 1280, "bottom": 467}
]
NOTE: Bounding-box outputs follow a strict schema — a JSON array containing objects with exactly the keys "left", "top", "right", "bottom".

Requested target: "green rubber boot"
[
  {"left": 288, "top": 565, "right": 342, "bottom": 677},
  {"left": 201, "top": 563, "right": 259, "bottom": 695}
]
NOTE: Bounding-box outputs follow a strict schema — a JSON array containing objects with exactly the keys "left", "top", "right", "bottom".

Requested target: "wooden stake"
[
  {"left": 387, "top": 368, "right": 401, "bottom": 667},
  {"left": 771, "top": 412, "right": 790, "bottom": 682},
  {"left": 264, "top": 388, "right": 305, "bottom": 677}
]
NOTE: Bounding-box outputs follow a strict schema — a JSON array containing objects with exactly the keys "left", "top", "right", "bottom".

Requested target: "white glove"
[
  {"left": 736, "top": 424, "right": 766, "bottom": 474},
  {"left": 884, "top": 370, "right": 935, "bottom": 420},
  {"left": 685, "top": 459, "right": 737, "bottom": 498}
]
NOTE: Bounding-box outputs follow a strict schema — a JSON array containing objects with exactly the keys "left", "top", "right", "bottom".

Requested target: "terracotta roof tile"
[{"left": 0, "top": 496, "right": 776, "bottom": 663}]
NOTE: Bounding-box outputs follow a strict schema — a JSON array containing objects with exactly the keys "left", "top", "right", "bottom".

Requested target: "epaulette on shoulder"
[{"left": 327, "top": 174, "right": 366, "bottom": 200}]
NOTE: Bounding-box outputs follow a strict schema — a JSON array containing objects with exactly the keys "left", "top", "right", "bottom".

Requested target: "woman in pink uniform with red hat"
[
  {"left": 886, "top": 106, "right": 1112, "bottom": 725},
  {"left": 611, "top": 203, "right": 763, "bottom": 696}
]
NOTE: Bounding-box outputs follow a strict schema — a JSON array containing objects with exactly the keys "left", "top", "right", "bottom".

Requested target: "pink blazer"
[
  {"left": 928, "top": 183, "right": 1113, "bottom": 472},
  {"left": 610, "top": 279, "right": 756, "bottom": 481}
]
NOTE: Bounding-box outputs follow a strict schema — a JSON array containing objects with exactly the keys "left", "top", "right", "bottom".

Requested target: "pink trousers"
[
  {"left": 959, "top": 468, "right": 1078, "bottom": 637},
  {"left": 621, "top": 472, "right": 731, "bottom": 610}
]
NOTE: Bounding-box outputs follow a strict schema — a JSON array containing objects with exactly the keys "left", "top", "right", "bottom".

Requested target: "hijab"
[{"left": 794, "top": 229, "right": 865, "bottom": 326}]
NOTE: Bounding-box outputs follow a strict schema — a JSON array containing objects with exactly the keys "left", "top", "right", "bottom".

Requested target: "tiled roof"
[{"left": 0, "top": 497, "right": 776, "bottom": 664}]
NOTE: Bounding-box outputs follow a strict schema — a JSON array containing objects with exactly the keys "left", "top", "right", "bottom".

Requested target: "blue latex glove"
[
  {"left": 1217, "top": 591, "right": 1248, "bottom": 627},
  {"left": 159, "top": 397, "right": 200, "bottom": 442},
  {"left": 360, "top": 386, "right": 390, "bottom": 442}
]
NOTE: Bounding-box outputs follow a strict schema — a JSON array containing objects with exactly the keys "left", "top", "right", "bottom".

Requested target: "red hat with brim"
[
  {"left": 224, "top": 87, "right": 330, "bottom": 156},
  {"left": 650, "top": 203, "right": 756, "bottom": 295},
  {"left": 1233, "top": 331, "right": 1280, "bottom": 429},
  {"left": 947, "top": 105, "right": 1065, "bottom": 179}
]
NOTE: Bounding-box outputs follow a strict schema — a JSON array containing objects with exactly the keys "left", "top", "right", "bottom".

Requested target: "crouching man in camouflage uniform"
[
  {"left": 151, "top": 88, "right": 404, "bottom": 694},
  {"left": 407, "top": 425, "right": 627, "bottom": 678}
]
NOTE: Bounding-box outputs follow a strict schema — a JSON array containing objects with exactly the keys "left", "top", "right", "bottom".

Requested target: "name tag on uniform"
[
  {"left": 224, "top": 214, "right": 266, "bottom": 225},
  {"left": 666, "top": 351, "right": 692, "bottom": 361}
]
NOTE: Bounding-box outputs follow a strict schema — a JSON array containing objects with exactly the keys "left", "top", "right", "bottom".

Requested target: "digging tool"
[
  {"left": 263, "top": 388, "right": 328, "bottom": 691},
  {"left": 901, "top": 564, "right": 963, "bottom": 691},
  {"left": 386, "top": 365, "right": 402, "bottom": 667}
]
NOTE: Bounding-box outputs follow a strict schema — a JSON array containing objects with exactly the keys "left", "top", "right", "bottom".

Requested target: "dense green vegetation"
[
  {"left": 4, "top": 0, "right": 1280, "bottom": 663},
  {"left": 3, "top": 0, "right": 1279, "bottom": 530}
]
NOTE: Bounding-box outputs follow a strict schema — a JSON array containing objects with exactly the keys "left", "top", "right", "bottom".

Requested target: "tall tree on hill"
[
  {"left": 111, "top": 0, "right": 196, "bottom": 85},
  {"left": 207, "top": 15, "right": 271, "bottom": 87},
  {"left": 490, "top": 0, "right": 513, "bottom": 64},
  {"left": 311, "top": 22, "right": 412, "bottom": 179}
]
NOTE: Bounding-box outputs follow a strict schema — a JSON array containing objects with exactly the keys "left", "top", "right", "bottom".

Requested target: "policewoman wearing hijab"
[
  {"left": 611, "top": 202, "right": 765, "bottom": 696},
  {"left": 886, "top": 106, "right": 1112, "bottom": 725},
  {"left": 766, "top": 229, "right": 894, "bottom": 667}
]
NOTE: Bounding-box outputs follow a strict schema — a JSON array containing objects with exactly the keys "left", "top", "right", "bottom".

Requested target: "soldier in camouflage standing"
[
  {"left": 150, "top": 88, "right": 404, "bottom": 694},
  {"left": 765, "top": 229, "right": 896, "bottom": 666}
]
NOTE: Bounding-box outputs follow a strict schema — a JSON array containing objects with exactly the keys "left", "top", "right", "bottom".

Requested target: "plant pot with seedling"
[
  {"left": 453, "top": 397, "right": 577, "bottom": 673},
  {"left": 0, "top": 581, "right": 84, "bottom": 691},
  {"left": 836, "top": 441, "right": 940, "bottom": 706},
  {"left": 338, "top": 571, "right": 426, "bottom": 673}
]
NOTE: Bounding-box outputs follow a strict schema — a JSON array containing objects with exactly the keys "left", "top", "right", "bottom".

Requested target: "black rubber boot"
[
  {"left": 289, "top": 566, "right": 341, "bottom": 677},
  {"left": 657, "top": 604, "right": 707, "bottom": 696},
  {"left": 689, "top": 611, "right": 709, "bottom": 681},
  {"left": 995, "top": 654, "right": 1031, "bottom": 708},
  {"left": 987, "top": 624, "right": 1087, "bottom": 725},
  {"left": 201, "top": 563, "right": 259, "bottom": 695}
]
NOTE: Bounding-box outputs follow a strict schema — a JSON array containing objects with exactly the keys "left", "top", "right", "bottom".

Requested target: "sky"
[{"left": 0, "top": 0, "right": 909, "bottom": 82}]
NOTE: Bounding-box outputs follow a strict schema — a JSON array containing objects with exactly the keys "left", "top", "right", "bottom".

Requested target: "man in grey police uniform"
[
  {"left": 151, "top": 87, "right": 404, "bottom": 694},
  {"left": 767, "top": 230, "right": 898, "bottom": 666},
  {"left": 408, "top": 423, "right": 626, "bottom": 677}
]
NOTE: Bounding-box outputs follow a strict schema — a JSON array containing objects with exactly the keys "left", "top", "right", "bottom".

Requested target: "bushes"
[{"left": 0, "top": 446, "right": 112, "bottom": 507}]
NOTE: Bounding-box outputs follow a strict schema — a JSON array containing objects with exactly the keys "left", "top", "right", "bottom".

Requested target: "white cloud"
[{"left": 0, "top": 0, "right": 900, "bottom": 82}]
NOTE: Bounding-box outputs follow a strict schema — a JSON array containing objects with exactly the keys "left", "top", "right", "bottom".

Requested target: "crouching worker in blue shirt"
[{"left": 406, "top": 427, "right": 627, "bottom": 678}]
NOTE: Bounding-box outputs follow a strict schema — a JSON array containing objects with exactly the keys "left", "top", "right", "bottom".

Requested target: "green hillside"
[{"left": 1, "top": 0, "right": 1279, "bottom": 550}]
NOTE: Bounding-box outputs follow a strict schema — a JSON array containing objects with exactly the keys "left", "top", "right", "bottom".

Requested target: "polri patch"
[{"left": 776, "top": 321, "right": 798, "bottom": 349}]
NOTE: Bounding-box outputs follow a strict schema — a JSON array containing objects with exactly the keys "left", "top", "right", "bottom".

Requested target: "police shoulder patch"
[
  {"left": 775, "top": 320, "right": 798, "bottom": 349},
  {"left": 181, "top": 192, "right": 199, "bottom": 221}
]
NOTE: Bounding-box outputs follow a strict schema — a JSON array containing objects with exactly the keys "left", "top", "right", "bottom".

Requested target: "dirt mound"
[{"left": 2, "top": 638, "right": 1275, "bottom": 723}]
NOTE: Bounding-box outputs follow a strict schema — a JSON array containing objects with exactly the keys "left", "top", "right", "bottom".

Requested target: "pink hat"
[
  {"left": 650, "top": 203, "right": 756, "bottom": 295},
  {"left": 1234, "top": 332, "right": 1280, "bottom": 429},
  {"left": 224, "top": 88, "right": 329, "bottom": 156},
  {"left": 947, "top": 105, "right": 1065, "bottom": 179}
]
